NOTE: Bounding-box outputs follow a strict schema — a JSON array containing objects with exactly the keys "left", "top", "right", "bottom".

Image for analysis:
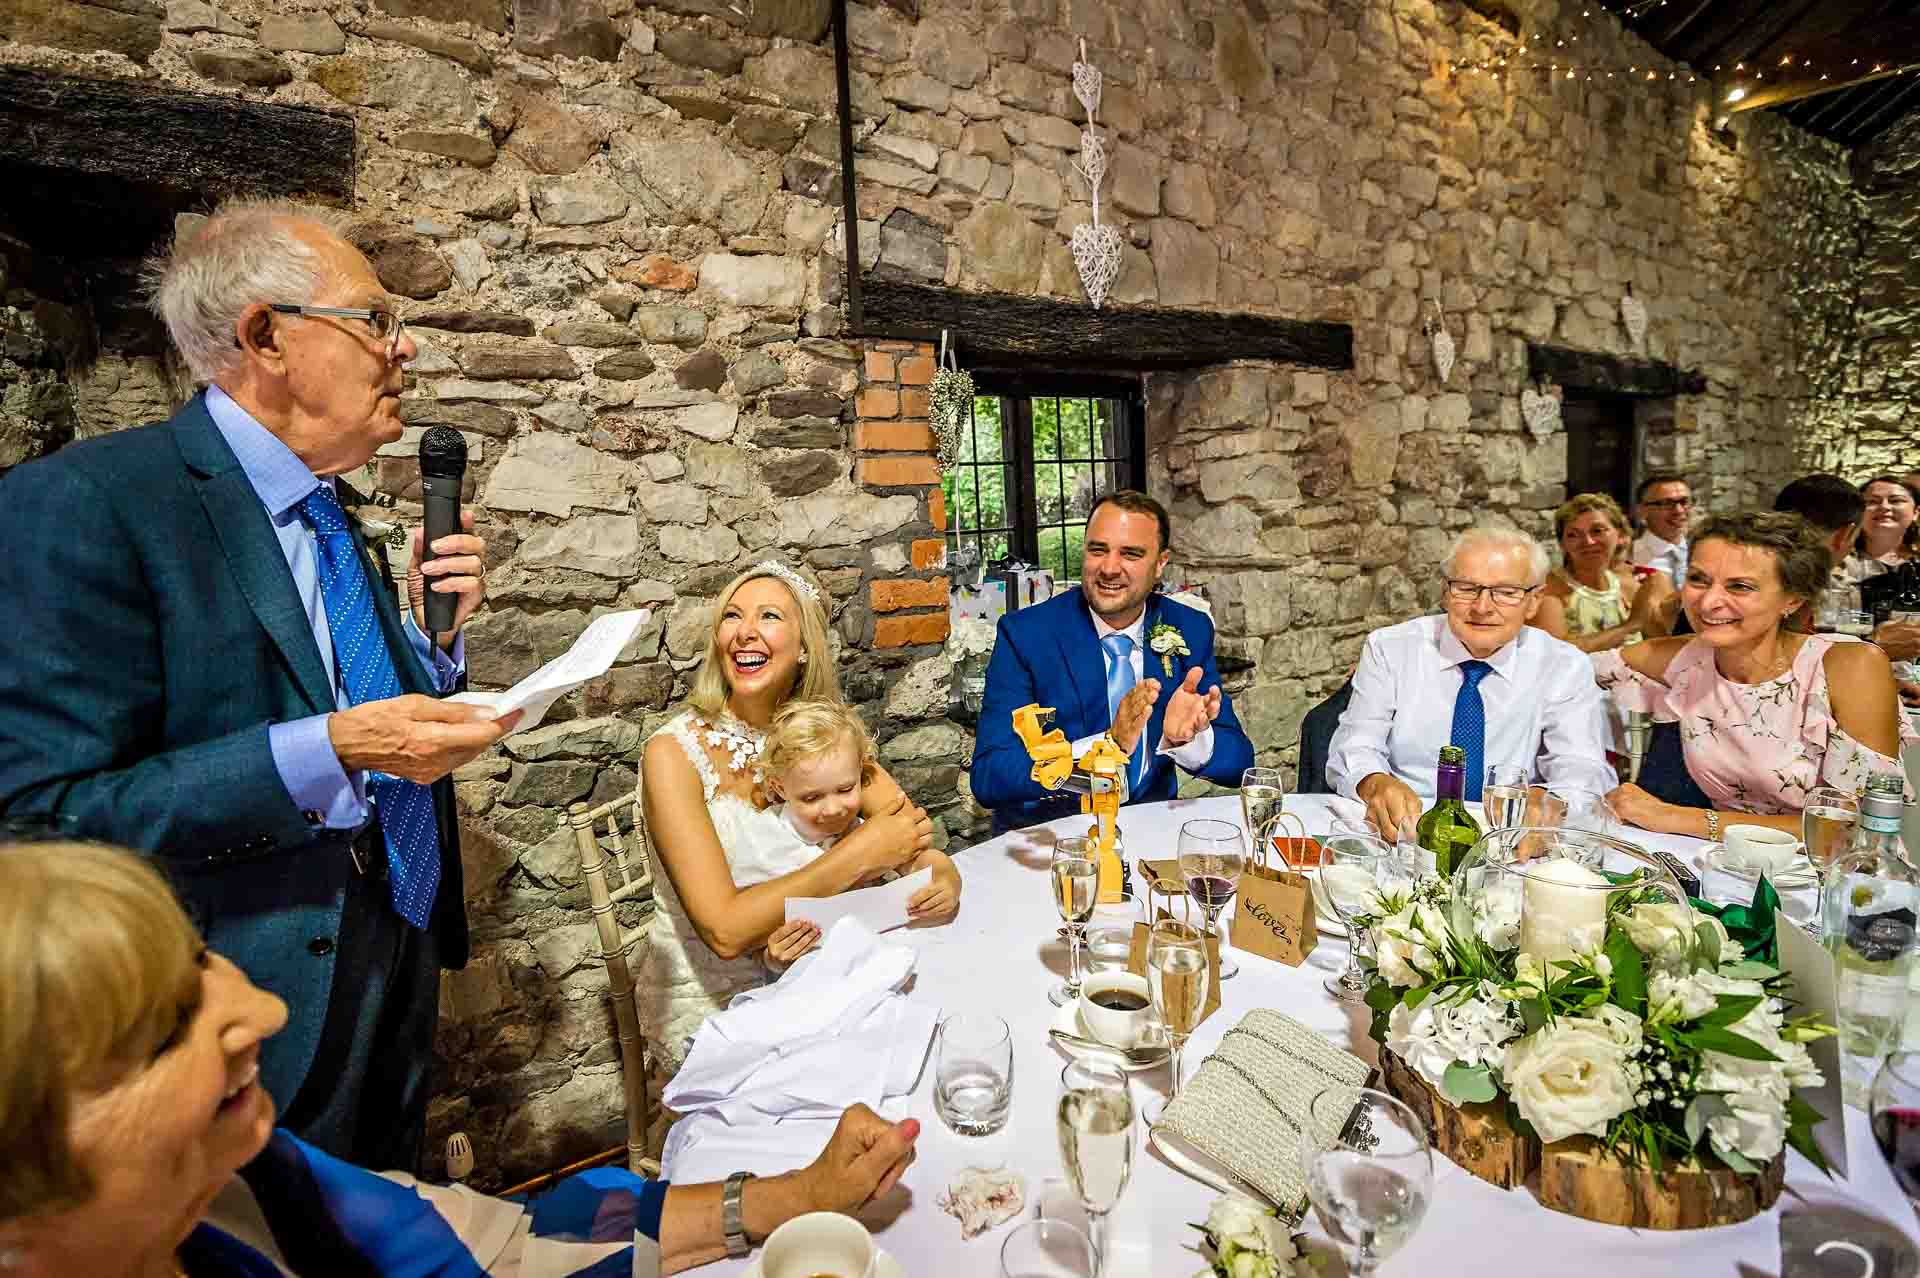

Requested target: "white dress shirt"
[
  {"left": 1327, "top": 614, "right": 1616, "bottom": 801},
  {"left": 1069, "top": 610, "right": 1215, "bottom": 775},
  {"left": 1632, "top": 530, "right": 1687, "bottom": 585}
]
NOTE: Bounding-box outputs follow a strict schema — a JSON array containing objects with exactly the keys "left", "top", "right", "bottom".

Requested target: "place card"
[{"left": 1774, "top": 909, "right": 1848, "bottom": 1176}]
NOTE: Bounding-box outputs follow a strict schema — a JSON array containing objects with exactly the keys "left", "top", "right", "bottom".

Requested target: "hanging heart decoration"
[
  {"left": 928, "top": 330, "right": 974, "bottom": 470},
  {"left": 1071, "top": 42, "right": 1102, "bottom": 118},
  {"left": 1070, "top": 221, "right": 1123, "bottom": 309},
  {"left": 1520, "top": 386, "right": 1562, "bottom": 438},
  {"left": 1425, "top": 301, "right": 1454, "bottom": 385},
  {"left": 1621, "top": 291, "right": 1648, "bottom": 348}
]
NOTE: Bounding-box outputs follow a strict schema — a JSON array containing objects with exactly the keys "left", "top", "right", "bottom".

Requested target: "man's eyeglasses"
[
  {"left": 1443, "top": 579, "right": 1536, "bottom": 606},
  {"left": 266, "top": 304, "right": 406, "bottom": 359},
  {"left": 1641, "top": 497, "right": 1692, "bottom": 510}
]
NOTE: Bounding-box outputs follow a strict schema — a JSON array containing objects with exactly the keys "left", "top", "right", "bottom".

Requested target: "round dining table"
[{"left": 692, "top": 793, "right": 1919, "bottom": 1277}]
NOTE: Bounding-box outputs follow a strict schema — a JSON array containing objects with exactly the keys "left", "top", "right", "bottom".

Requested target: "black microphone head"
[{"left": 419, "top": 426, "right": 468, "bottom": 478}]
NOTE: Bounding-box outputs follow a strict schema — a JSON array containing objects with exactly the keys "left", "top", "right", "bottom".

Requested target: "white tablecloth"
[{"left": 684, "top": 794, "right": 1920, "bottom": 1276}]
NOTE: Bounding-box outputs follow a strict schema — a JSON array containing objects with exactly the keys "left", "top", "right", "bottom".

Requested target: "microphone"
[{"left": 418, "top": 426, "right": 467, "bottom": 636}]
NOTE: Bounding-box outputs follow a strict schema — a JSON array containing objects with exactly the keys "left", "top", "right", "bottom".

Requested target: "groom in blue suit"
[{"left": 971, "top": 491, "right": 1255, "bottom": 834}]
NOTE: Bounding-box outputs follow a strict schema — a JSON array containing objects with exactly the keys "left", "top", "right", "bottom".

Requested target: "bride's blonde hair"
[{"left": 687, "top": 563, "right": 839, "bottom": 717}]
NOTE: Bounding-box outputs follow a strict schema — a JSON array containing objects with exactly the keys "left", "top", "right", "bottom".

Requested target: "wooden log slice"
[
  {"left": 1536, "top": 1137, "right": 1786, "bottom": 1229},
  {"left": 1380, "top": 1049, "right": 1538, "bottom": 1189}
]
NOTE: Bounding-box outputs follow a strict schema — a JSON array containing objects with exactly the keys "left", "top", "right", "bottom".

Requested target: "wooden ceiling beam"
[
  {"left": 1719, "top": 12, "right": 1920, "bottom": 113},
  {"left": 1724, "top": 59, "right": 1920, "bottom": 115},
  {"left": 1849, "top": 74, "right": 1920, "bottom": 139}
]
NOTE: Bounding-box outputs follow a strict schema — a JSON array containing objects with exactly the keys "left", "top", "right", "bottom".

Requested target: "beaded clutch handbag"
[{"left": 1149, "top": 1009, "right": 1373, "bottom": 1220}]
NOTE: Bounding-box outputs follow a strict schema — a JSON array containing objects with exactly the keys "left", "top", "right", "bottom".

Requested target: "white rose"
[
  {"left": 1708, "top": 1101, "right": 1789, "bottom": 1163},
  {"left": 1583, "top": 1004, "right": 1645, "bottom": 1053},
  {"left": 1618, "top": 902, "right": 1698, "bottom": 967},
  {"left": 1648, "top": 970, "right": 1717, "bottom": 1023},
  {"left": 1502, "top": 1021, "right": 1639, "bottom": 1143},
  {"left": 1375, "top": 902, "right": 1450, "bottom": 988},
  {"left": 1204, "top": 1194, "right": 1279, "bottom": 1256}
]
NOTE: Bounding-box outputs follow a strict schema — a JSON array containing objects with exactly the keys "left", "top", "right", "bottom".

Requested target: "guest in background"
[
  {"left": 970, "top": 490, "right": 1254, "bottom": 834},
  {"left": 1599, "top": 511, "right": 1914, "bottom": 837},
  {"left": 1328, "top": 527, "right": 1616, "bottom": 840},
  {"left": 1531, "top": 492, "right": 1672, "bottom": 652},
  {"left": 1775, "top": 473, "right": 1864, "bottom": 571},
  {"left": 1845, "top": 475, "right": 1920, "bottom": 580},
  {"left": 0, "top": 840, "right": 919, "bottom": 1278},
  {"left": 0, "top": 200, "right": 511, "bottom": 1171},
  {"left": 1632, "top": 470, "right": 1694, "bottom": 584}
]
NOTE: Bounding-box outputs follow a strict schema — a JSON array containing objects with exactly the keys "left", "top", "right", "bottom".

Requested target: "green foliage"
[
  {"left": 1443, "top": 1062, "right": 1498, "bottom": 1103},
  {"left": 1605, "top": 927, "right": 1648, "bottom": 1019}
]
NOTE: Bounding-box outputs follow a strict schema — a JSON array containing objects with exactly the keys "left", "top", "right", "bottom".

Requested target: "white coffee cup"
[
  {"left": 1724, "top": 824, "right": 1802, "bottom": 873},
  {"left": 1079, "top": 971, "right": 1154, "bottom": 1048},
  {"left": 761, "top": 1211, "right": 876, "bottom": 1278}
]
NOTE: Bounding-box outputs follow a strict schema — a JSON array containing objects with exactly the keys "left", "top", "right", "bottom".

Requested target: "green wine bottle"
[{"left": 1415, "top": 744, "right": 1482, "bottom": 878}]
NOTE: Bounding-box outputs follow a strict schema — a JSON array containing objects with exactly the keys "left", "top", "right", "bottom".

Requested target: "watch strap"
[{"left": 722, "top": 1170, "right": 755, "bottom": 1257}]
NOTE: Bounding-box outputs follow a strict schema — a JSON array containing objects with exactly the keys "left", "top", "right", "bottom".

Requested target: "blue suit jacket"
[
  {"left": 969, "top": 590, "right": 1255, "bottom": 833},
  {"left": 0, "top": 396, "right": 466, "bottom": 1107}
]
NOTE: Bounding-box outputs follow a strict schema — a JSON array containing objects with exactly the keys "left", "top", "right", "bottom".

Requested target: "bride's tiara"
[{"left": 747, "top": 559, "right": 820, "bottom": 603}]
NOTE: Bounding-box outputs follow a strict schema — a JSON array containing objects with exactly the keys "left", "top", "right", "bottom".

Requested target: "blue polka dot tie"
[
  {"left": 1450, "top": 659, "right": 1494, "bottom": 803},
  {"left": 1102, "top": 633, "right": 1144, "bottom": 791},
  {"left": 297, "top": 486, "right": 441, "bottom": 928}
]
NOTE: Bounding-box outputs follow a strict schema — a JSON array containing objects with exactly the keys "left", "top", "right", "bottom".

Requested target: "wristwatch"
[{"left": 722, "top": 1170, "right": 756, "bottom": 1258}]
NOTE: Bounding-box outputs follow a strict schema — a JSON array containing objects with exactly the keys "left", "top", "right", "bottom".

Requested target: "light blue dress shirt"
[{"left": 205, "top": 385, "right": 465, "bottom": 830}]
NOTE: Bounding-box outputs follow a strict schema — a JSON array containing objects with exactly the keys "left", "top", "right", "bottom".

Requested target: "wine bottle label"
[{"left": 1841, "top": 967, "right": 1908, "bottom": 1023}]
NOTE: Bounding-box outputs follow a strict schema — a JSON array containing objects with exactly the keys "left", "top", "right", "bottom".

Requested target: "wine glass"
[
  {"left": 1147, "top": 919, "right": 1208, "bottom": 1106},
  {"left": 1001, "top": 1219, "right": 1097, "bottom": 1278},
  {"left": 1057, "top": 1060, "right": 1134, "bottom": 1276},
  {"left": 1871, "top": 1053, "right": 1920, "bottom": 1207},
  {"left": 1178, "top": 818, "right": 1245, "bottom": 979},
  {"left": 1482, "top": 765, "right": 1528, "bottom": 829},
  {"left": 1320, "top": 833, "right": 1388, "bottom": 1002},
  {"left": 1804, "top": 786, "right": 1860, "bottom": 876},
  {"left": 1240, "top": 765, "right": 1286, "bottom": 858},
  {"left": 1301, "top": 1087, "right": 1433, "bottom": 1277},
  {"left": 1051, "top": 837, "right": 1100, "bottom": 1007}
]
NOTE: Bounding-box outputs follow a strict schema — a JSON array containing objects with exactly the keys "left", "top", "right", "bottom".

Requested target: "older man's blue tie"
[
  {"left": 1450, "top": 659, "right": 1493, "bottom": 803},
  {"left": 297, "top": 485, "right": 441, "bottom": 928},
  {"left": 1103, "top": 633, "right": 1144, "bottom": 791}
]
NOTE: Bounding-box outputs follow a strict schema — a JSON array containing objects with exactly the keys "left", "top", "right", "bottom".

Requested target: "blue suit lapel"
[
  {"left": 1141, "top": 595, "right": 1172, "bottom": 787},
  {"left": 172, "top": 398, "right": 335, "bottom": 716}
]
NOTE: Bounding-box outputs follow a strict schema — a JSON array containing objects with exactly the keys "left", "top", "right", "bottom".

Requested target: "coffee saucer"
[
  {"left": 1697, "top": 843, "right": 1819, "bottom": 890},
  {"left": 742, "top": 1247, "right": 904, "bottom": 1277},
  {"left": 1049, "top": 1001, "right": 1168, "bottom": 1072}
]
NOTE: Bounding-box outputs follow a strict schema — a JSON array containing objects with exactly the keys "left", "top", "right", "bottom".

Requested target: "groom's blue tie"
[
  {"left": 296, "top": 485, "right": 442, "bottom": 928},
  {"left": 1102, "top": 632, "right": 1144, "bottom": 791}
]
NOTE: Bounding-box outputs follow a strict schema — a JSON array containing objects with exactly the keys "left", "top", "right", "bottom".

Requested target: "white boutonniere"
[{"left": 1148, "top": 622, "right": 1190, "bottom": 677}]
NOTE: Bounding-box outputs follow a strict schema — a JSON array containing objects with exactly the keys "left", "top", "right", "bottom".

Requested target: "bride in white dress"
[{"left": 637, "top": 562, "right": 952, "bottom": 1114}]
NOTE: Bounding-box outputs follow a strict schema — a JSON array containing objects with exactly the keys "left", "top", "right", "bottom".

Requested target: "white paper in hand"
[
  {"left": 448, "top": 608, "right": 648, "bottom": 734},
  {"left": 785, "top": 867, "right": 933, "bottom": 935}
]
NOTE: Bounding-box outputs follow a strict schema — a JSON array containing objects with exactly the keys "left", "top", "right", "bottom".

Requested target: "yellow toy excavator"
[{"left": 1011, "top": 703, "right": 1132, "bottom": 903}]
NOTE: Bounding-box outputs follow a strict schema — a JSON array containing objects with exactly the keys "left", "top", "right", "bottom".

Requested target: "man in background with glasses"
[
  {"left": 1327, "top": 527, "right": 1615, "bottom": 840},
  {"left": 0, "top": 199, "right": 513, "bottom": 1172},
  {"left": 1632, "top": 471, "right": 1694, "bottom": 586}
]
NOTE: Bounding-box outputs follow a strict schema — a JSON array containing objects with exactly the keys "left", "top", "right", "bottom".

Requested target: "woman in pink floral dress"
[{"left": 1598, "top": 511, "right": 1915, "bottom": 837}]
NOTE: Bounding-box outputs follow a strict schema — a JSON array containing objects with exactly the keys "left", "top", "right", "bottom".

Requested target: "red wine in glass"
[
  {"left": 1873, "top": 1104, "right": 1920, "bottom": 1203},
  {"left": 1186, "top": 874, "right": 1237, "bottom": 912}
]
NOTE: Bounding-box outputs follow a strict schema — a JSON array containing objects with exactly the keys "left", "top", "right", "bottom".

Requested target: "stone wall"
[{"left": 0, "top": 0, "right": 1886, "bottom": 1187}]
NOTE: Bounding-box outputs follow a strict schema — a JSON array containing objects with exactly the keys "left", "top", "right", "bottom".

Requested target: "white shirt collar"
[
  {"left": 1639, "top": 529, "right": 1685, "bottom": 553},
  {"left": 1091, "top": 610, "right": 1147, "bottom": 646},
  {"left": 1434, "top": 615, "right": 1522, "bottom": 678}
]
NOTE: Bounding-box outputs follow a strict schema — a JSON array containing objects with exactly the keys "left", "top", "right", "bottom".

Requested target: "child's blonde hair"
[{"left": 762, "top": 699, "right": 875, "bottom": 786}]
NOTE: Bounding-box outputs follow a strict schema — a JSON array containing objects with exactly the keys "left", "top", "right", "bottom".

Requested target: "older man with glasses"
[
  {"left": 1632, "top": 471, "right": 1694, "bottom": 585},
  {"left": 1328, "top": 526, "right": 1616, "bottom": 840}
]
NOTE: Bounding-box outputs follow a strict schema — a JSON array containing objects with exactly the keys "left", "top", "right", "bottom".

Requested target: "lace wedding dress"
[{"left": 637, "top": 709, "right": 828, "bottom": 1080}]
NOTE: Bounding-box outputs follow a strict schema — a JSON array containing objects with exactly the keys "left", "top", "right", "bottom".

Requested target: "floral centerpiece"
[{"left": 1356, "top": 827, "right": 1832, "bottom": 1209}]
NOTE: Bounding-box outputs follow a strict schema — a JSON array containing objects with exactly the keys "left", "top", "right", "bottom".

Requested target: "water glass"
[
  {"left": 1534, "top": 786, "right": 1616, "bottom": 837},
  {"left": 1051, "top": 837, "right": 1100, "bottom": 1007},
  {"left": 1057, "top": 1060, "right": 1134, "bottom": 1275},
  {"left": 1084, "top": 925, "right": 1134, "bottom": 972},
  {"left": 1871, "top": 1053, "right": 1920, "bottom": 1208},
  {"left": 1320, "top": 833, "right": 1388, "bottom": 1002},
  {"left": 1146, "top": 919, "right": 1208, "bottom": 1105},
  {"left": 1301, "top": 1087, "right": 1433, "bottom": 1277},
  {"left": 1804, "top": 787, "right": 1860, "bottom": 873},
  {"left": 1178, "top": 818, "right": 1245, "bottom": 979},
  {"left": 1482, "top": 765, "right": 1528, "bottom": 829},
  {"left": 935, "top": 1012, "right": 1012, "bottom": 1136},
  {"left": 1001, "top": 1219, "right": 1096, "bottom": 1278}
]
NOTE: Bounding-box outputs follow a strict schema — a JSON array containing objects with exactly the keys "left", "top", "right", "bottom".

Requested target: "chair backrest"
[
  {"left": 569, "top": 775, "right": 659, "bottom": 1175},
  {"left": 1295, "top": 680, "right": 1354, "bottom": 796},
  {"left": 1634, "top": 719, "right": 1712, "bottom": 810}
]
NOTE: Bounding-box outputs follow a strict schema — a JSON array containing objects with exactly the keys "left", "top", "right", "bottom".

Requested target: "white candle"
[{"left": 1517, "top": 858, "right": 1610, "bottom": 966}]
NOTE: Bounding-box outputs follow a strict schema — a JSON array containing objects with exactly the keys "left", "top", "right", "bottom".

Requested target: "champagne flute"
[
  {"left": 1301, "top": 1087, "right": 1433, "bottom": 1277},
  {"left": 1178, "top": 818, "right": 1245, "bottom": 979},
  {"left": 1147, "top": 919, "right": 1208, "bottom": 1106},
  {"left": 1320, "top": 833, "right": 1388, "bottom": 1002},
  {"left": 1804, "top": 786, "right": 1860, "bottom": 875},
  {"left": 1051, "top": 837, "right": 1100, "bottom": 1007},
  {"left": 1001, "top": 1219, "right": 1096, "bottom": 1278},
  {"left": 1482, "top": 765, "right": 1528, "bottom": 829},
  {"left": 1240, "top": 765, "right": 1286, "bottom": 859},
  {"left": 1057, "top": 1060, "right": 1134, "bottom": 1276}
]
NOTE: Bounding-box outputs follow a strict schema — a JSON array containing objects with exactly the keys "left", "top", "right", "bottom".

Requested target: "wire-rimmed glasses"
[{"left": 266, "top": 303, "right": 408, "bottom": 360}]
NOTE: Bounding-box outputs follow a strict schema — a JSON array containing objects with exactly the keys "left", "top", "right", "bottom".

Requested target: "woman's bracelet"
[{"left": 1703, "top": 809, "right": 1720, "bottom": 843}]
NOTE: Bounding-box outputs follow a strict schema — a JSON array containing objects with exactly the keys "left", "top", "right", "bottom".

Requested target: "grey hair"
[
  {"left": 1444, "top": 525, "right": 1551, "bottom": 586},
  {"left": 143, "top": 198, "right": 357, "bottom": 384}
]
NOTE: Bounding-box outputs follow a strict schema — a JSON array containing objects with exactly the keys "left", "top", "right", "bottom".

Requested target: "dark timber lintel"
[
  {"left": 0, "top": 66, "right": 354, "bottom": 201},
  {"left": 1527, "top": 343, "right": 1706, "bottom": 397},
  {"left": 857, "top": 277, "right": 1354, "bottom": 372}
]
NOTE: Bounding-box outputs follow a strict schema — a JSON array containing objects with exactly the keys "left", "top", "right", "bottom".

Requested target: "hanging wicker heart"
[
  {"left": 1432, "top": 326, "right": 1456, "bottom": 385},
  {"left": 1072, "top": 58, "right": 1102, "bottom": 118},
  {"left": 928, "top": 366, "right": 975, "bottom": 469},
  {"left": 1520, "top": 387, "right": 1561, "bottom": 438},
  {"left": 1071, "top": 221, "right": 1123, "bottom": 310},
  {"left": 1620, "top": 293, "right": 1648, "bottom": 348}
]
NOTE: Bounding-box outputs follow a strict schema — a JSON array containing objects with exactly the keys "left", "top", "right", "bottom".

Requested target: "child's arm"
[
  {"left": 762, "top": 919, "right": 822, "bottom": 971},
  {"left": 905, "top": 849, "right": 961, "bottom": 921}
]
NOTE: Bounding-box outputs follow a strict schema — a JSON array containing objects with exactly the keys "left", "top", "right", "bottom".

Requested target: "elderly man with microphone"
[{"left": 0, "top": 199, "right": 511, "bottom": 1171}]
